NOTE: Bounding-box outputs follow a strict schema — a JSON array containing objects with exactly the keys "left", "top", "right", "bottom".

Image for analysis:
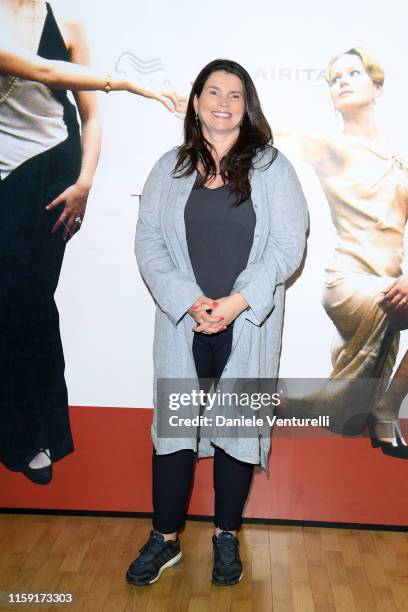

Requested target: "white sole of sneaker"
[{"left": 148, "top": 551, "right": 183, "bottom": 585}]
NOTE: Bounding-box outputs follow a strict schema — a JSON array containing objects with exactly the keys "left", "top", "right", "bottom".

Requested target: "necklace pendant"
[{"left": 391, "top": 155, "right": 405, "bottom": 170}]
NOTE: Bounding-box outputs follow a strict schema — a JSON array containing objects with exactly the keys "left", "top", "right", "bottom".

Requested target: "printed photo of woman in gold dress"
[{"left": 276, "top": 48, "right": 408, "bottom": 458}]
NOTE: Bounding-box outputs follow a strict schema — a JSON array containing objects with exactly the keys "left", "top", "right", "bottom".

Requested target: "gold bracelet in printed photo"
[{"left": 104, "top": 74, "right": 112, "bottom": 93}]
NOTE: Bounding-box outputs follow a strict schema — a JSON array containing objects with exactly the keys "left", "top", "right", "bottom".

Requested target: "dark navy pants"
[{"left": 152, "top": 325, "right": 255, "bottom": 533}]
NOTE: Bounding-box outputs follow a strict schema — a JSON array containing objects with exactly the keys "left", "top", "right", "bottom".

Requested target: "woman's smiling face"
[{"left": 193, "top": 70, "right": 245, "bottom": 138}]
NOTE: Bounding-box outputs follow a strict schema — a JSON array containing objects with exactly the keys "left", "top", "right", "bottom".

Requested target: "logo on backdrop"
[
  {"left": 253, "top": 66, "right": 326, "bottom": 85},
  {"left": 115, "top": 52, "right": 173, "bottom": 89}
]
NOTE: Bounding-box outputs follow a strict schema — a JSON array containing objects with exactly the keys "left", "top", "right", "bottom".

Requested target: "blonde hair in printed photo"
[{"left": 326, "top": 47, "right": 385, "bottom": 87}]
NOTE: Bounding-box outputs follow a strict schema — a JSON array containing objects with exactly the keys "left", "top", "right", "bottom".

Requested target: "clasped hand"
[{"left": 188, "top": 293, "right": 249, "bottom": 334}]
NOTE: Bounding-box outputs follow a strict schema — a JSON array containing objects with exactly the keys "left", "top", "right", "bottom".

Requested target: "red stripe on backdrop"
[{"left": 0, "top": 407, "right": 407, "bottom": 525}]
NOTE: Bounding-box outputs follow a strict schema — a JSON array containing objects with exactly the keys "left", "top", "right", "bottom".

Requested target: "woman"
[
  {"left": 0, "top": 0, "right": 179, "bottom": 485},
  {"left": 276, "top": 48, "right": 408, "bottom": 455},
  {"left": 129, "top": 59, "right": 308, "bottom": 587}
]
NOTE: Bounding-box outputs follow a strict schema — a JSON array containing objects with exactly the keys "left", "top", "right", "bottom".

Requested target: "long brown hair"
[{"left": 173, "top": 59, "right": 276, "bottom": 205}]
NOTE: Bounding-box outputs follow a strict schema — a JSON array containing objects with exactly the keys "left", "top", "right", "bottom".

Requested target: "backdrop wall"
[{"left": 1, "top": 0, "right": 407, "bottom": 524}]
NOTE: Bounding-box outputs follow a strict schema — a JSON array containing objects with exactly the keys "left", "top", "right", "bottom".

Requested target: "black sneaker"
[
  {"left": 126, "top": 531, "right": 182, "bottom": 586},
  {"left": 211, "top": 531, "right": 243, "bottom": 586}
]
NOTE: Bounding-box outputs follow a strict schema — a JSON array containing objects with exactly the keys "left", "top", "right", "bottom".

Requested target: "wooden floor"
[{"left": 0, "top": 515, "right": 407, "bottom": 612}]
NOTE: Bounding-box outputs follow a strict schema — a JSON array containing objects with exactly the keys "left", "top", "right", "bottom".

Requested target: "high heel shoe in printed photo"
[
  {"left": 367, "top": 415, "right": 408, "bottom": 459},
  {"left": 21, "top": 448, "right": 53, "bottom": 485}
]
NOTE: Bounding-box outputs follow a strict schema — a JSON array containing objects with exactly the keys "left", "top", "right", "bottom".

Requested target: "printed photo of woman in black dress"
[{"left": 0, "top": 0, "right": 179, "bottom": 485}]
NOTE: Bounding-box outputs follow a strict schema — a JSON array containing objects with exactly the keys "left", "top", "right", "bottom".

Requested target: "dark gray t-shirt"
[{"left": 184, "top": 182, "right": 256, "bottom": 299}]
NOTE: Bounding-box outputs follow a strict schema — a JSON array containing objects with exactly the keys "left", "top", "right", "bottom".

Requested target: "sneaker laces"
[
  {"left": 215, "top": 532, "right": 238, "bottom": 564},
  {"left": 138, "top": 531, "right": 166, "bottom": 562}
]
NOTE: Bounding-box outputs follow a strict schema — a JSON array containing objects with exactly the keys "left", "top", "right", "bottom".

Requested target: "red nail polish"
[
  {"left": 212, "top": 301, "right": 219, "bottom": 307},
  {"left": 219, "top": 316, "right": 224, "bottom": 320}
]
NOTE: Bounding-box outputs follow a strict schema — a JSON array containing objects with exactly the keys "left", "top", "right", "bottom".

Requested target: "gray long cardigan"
[{"left": 135, "top": 146, "right": 308, "bottom": 471}]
